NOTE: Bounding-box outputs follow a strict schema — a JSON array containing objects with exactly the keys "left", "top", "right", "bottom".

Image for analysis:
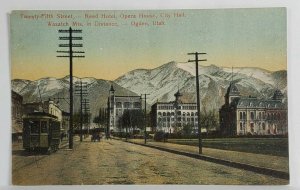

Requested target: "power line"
[
  {"left": 188, "top": 51, "right": 207, "bottom": 154},
  {"left": 75, "top": 80, "right": 88, "bottom": 142},
  {"left": 57, "top": 27, "right": 85, "bottom": 149},
  {"left": 140, "top": 94, "right": 150, "bottom": 144}
]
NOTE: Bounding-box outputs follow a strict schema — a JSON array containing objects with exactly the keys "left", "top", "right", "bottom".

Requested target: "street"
[{"left": 12, "top": 138, "right": 288, "bottom": 185}]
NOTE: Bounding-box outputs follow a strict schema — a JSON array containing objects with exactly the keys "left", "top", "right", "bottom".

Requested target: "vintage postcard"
[{"left": 11, "top": 8, "right": 288, "bottom": 185}]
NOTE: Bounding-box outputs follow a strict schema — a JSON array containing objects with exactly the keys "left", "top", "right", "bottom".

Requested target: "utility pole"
[
  {"left": 75, "top": 80, "right": 88, "bottom": 142},
  {"left": 82, "top": 98, "right": 90, "bottom": 134},
  {"left": 188, "top": 52, "right": 207, "bottom": 154},
  {"left": 141, "top": 94, "right": 150, "bottom": 144},
  {"left": 57, "top": 27, "right": 85, "bottom": 149}
]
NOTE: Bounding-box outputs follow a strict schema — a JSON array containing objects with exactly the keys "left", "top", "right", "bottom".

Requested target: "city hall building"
[
  {"left": 219, "top": 82, "right": 287, "bottom": 136},
  {"left": 107, "top": 85, "right": 142, "bottom": 132},
  {"left": 151, "top": 90, "right": 198, "bottom": 133}
]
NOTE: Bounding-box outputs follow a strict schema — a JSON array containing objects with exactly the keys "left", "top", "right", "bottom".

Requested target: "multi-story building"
[
  {"left": 151, "top": 90, "right": 198, "bottom": 133},
  {"left": 11, "top": 90, "right": 23, "bottom": 140},
  {"left": 219, "top": 82, "right": 287, "bottom": 136},
  {"left": 107, "top": 85, "right": 142, "bottom": 132}
]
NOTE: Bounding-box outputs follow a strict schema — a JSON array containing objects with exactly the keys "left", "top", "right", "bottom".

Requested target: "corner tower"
[{"left": 225, "top": 82, "right": 240, "bottom": 105}]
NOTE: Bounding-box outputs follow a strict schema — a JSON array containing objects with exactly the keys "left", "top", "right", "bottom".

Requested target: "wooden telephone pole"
[
  {"left": 188, "top": 52, "right": 207, "bottom": 154},
  {"left": 75, "top": 80, "right": 88, "bottom": 142},
  {"left": 140, "top": 94, "right": 150, "bottom": 144},
  {"left": 57, "top": 27, "right": 85, "bottom": 149}
]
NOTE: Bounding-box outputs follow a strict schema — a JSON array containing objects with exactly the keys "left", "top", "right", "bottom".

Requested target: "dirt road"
[{"left": 12, "top": 139, "right": 288, "bottom": 185}]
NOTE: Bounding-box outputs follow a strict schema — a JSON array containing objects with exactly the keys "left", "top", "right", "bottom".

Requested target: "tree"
[
  {"left": 120, "top": 109, "right": 145, "bottom": 133},
  {"left": 93, "top": 108, "right": 108, "bottom": 128},
  {"left": 200, "top": 109, "right": 219, "bottom": 135},
  {"left": 182, "top": 123, "right": 193, "bottom": 137}
]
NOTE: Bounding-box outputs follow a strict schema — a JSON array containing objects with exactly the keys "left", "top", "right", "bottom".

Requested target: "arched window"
[
  {"left": 240, "top": 112, "right": 243, "bottom": 120},
  {"left": 191, "top": 112, "right": 194, "bottom": 116},
  {"left": 158, "top": 112, "right": 162, "bottom": 116},
  {"left": 243, "top": 112, "right": 246, "bottom": 120},
  {"left": 262, "top": 123, "right": 266, "bottom": 130},
  {"left": 163, "top": 112, "right": 166, "bottom": 116},
  {"left": 116, "top": 102, "right": 122, "bottom": 108},
  {"left": 187, "top": 112, "right": 190, "bottom": 116},
  {"left": 167, "top": 112, "right": 171, "bottom": 116},
  {"left": 250, "top": 112, "right": 254, "bottom": 120}
]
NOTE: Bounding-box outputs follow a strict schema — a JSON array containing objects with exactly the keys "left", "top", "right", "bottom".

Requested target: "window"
[
  {"left": 171, "top": 112, "right": 175, "bottom": 116},
  {"left": 124, "top": 102, "right": 130, "bottom": 108},
  {"left": 30, "top": 120, "right": 40, "bottom": 134},
  {"left": 250, "top": 123, "right": 254, "bottom": 132},
  {"left": 240, "top": 112, "right": 242, "bottom": 120},
  {"left": 163, "top": 112, "right": 166, "bottom": 116},
  {"left": 250, "top": 112, "right": 254, "bottom": 120},
  {"left": 262, "top": 123, "right": 266, "bottom": 130},
  {"left": 177, "top": 111, "right": 181, "bottom": 115},
  {"left": 41, "top": 121, "right": 48, "bottom": 133},
  {"left": 134, "top": 102, "right": 141, "bottom": 108},
  {"left": 240, "top": 122, "right": 243, "bottom": 130},
  {"left": 116, "top": 102, "right": 122, "bottom": 108}
]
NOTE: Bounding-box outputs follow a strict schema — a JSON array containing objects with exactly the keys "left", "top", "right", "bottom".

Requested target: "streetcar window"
[
  {"left": 30, "top": 120, "right": 40, "bottom": 134},
  {"left": 41, "top": 121, "right": 48, "bottom": 133}
]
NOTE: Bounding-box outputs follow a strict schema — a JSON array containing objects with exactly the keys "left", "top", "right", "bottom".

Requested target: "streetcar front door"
[{"left": 40, "top": 120, "right": 49, "bottom": 148}]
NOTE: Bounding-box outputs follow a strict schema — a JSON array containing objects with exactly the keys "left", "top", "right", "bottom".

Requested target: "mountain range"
[{"left": 11, "top": 61, "right": 287, "bottom": 118}]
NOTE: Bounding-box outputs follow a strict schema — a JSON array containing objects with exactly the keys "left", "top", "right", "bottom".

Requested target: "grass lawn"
[{"left": 167, "top": 138, "right": 289, "bottom": 157}]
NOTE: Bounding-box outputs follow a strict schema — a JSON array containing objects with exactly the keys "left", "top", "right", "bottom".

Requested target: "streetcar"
[{"left": 23, "top": 112, "right": 61, "bottom": 153}]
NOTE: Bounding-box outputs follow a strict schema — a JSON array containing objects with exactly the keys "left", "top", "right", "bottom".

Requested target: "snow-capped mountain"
[
  {"left": 115, "top": 61, "right": 287, "bottom": 111},
  {"left": 11, "top": 76, "right": 137, "bottom": 118},
  {"left": 12, "top": 61, "right": 287, "bottom": 117}
]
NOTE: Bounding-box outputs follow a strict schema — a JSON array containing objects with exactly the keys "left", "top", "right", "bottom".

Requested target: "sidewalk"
[{"left": 122, "top": 138, "right": 289, "bottom": 173}]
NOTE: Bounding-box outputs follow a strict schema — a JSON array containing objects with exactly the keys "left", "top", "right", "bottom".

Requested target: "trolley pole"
[
  {"left": 57, "top": 27, "right": 85, "bottom": 149},
  {"left": 141, "top": 94, "right": 150, "bottom": 144},
  {"left": 188, "top": 52, "right": 207, "bottom": 154}
]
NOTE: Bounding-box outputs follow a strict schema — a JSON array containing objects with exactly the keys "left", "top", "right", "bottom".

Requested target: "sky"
[{"left": 10, "top": 8, "right": 286, "bottom": 81}]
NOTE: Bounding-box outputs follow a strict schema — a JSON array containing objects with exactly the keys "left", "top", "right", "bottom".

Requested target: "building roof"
[
  {"left": 110, "top": 84, "right": 115, "bottom": 92},
  {"left": 230, "top": 96, "right": 286, "bottom": 109},
  {"left": 174, "top": 90, "right": 182, "bottom": 97},
  {"left": 11, "top": 90, "right": 23, "bottom": 99},
  {"left": 225, "top": 82, "right": 240, "bottom": 97}
]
